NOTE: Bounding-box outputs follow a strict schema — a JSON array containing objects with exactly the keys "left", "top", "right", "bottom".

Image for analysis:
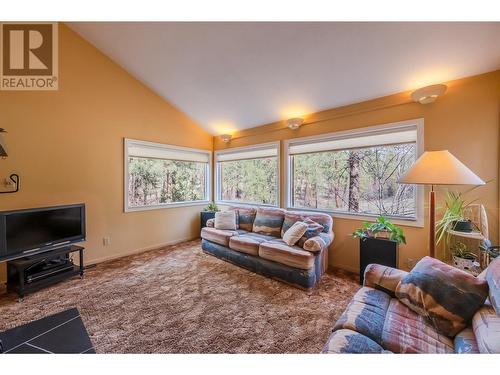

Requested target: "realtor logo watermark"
[{"left": 1, "top": 22, "right": 58, "bottom": 90}]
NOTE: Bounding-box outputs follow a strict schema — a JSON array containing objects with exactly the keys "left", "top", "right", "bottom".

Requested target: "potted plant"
[
  {"left": 435, "top": 192, "right": 475, "bottom": 243},
  {"left": 353, "top": 216, "right": 406, "bottom": 284},
  {"left": 451, "top": 241, "right": 479, "bottom": 273},
  {"left": 201, "top": 202, "right": 220, "bottom": 228},
  {"left": 435, "top": 191, "right": 479, "bottom": 260}
]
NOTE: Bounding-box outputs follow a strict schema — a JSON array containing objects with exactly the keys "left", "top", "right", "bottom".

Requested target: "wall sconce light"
[
  {"left": 220, "top": 134, "right": 232, "bottom": 143},
  {"left": 411, "top": 84, "right": 447, "bottom": 104},
  {"left": 0, "top": 128, "right": 7, "bottom": 158},
  {"left": 287, "top": 117, "right": 304, "bottom": 130}
]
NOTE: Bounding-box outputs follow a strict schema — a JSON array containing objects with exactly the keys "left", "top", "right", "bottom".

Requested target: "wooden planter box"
[{"left": 359, "top": 237, "right": 398, "bottom": 285}]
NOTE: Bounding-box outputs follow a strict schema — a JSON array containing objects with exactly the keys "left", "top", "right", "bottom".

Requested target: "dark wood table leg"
[
  {"left": 17, "top": 266, "right": 25, "bottom": 302},
  {"left": 79, "top": 249, "right": 84, "bottom": 278}
]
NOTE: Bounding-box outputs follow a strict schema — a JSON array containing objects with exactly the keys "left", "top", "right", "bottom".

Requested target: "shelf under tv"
[{"left": 6, "top": 245, "right": 85, "bottom": 302}]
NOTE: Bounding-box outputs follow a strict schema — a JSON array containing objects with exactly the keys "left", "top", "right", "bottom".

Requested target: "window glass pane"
[
  {"left": 128, "top": 157, "right": 206, "bottom": 207},
  {"left": 292, "top": 143, "right": 416, "bottom": 218},
  {"left": 220, "top": 157, "right": 278, "bottom": 205}
]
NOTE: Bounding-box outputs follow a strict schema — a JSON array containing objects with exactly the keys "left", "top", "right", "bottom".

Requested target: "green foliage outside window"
[
  {"left": 220, "top": 157, "right": 278, "bottom": 205},
  {"left": 128, "top": 157, "right": 206, "bottom": 207},
  {"left": 292, "top": 143, "right": 416, "bottom": 218}
]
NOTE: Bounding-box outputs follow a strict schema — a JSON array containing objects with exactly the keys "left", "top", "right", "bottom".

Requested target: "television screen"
[{"left": 0, "top": 204, "right": 85, "bottom": 259}]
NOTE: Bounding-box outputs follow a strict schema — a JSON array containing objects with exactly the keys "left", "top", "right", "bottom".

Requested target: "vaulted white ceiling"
[{"left": 68, "top": 22, "right": 500, "bottom": 135}]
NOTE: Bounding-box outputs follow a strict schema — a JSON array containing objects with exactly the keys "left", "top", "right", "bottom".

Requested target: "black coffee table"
[{"left": 0, "top": 308, "right": 95, "bottom": 354}]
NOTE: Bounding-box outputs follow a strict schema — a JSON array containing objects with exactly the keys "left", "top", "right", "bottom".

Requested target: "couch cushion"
[
  {"left": 381, "top": 299, "right": 454, "bottom": 353},
  {"left": 454, "top": 327, "right": 480, "bottom": 354},
  {"left": 472, "top": 305, "right": 500, "bottom": 354},
  {"left": 228, "top": 206, "right": 257, "bottom": 231},
  {"left": 333, "top": 287, "right": 391, "bottom": 345},
  {"left": 201, "top": 227, "right": 239, "bottom": 247},
  {"left": 395, "top": 256, "right": 489, "bottom": 337},
  {"left": 322, "top": 329, "right": 390, "bottom": 354},
  {"left": 229, "top": 232, "right": 275, "bottom": 256},
  {"left": 259, "top": 239, "right": 315, "bottom": 270},
  {"left": 252, "top": 207, "right": 285, "bottom": 237},
  {"left": 486, "top": 257, "right": 500, "bottom": 316}
]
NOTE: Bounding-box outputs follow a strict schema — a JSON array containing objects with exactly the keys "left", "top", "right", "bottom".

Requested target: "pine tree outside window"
[
  {"left": 215, "top": 142, "right": 280, "bottom": 206},
  {"left": 124, "top": 139, "right": 211, "bottom": 211},
  {"left": 284, "top": 120, "right": 424, "bottom": 225}
]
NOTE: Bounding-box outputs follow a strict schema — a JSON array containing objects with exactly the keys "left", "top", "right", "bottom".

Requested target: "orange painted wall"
[
  {"left": 0, "top": 24, "right": 213, "bottom": 281},
  {"left": 214, "top": 70, "right": 500, "bottom": 272}
]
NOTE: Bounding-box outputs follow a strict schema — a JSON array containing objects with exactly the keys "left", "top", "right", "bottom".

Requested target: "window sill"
[
  {"left": 216, "top": 200, "right": 278, "bottom": 208},
  {"left": 125, "top": 200, "right": 210, "bottom": 212},
  {"left": 286, "top": 206, "right": 424, "bottom": 228}
]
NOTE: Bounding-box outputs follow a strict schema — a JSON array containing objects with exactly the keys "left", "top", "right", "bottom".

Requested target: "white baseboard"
[{"left": 83, "top": 236, "right": 199, "bottom": 266}]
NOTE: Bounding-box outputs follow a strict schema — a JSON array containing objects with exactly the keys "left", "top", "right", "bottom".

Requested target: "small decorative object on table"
[
  {"left": 353, "top": 216, "right": 406, "bottom": 285},
  {"left": 200, "top": 202, "right": 220, "bottom": 229}
]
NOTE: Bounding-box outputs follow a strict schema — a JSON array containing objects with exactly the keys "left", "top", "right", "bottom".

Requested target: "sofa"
[
  {"left": 322, "top": 258, "right": 500, "bottom": 354},
  {"left": 200, "top": 206, "right": 334, "bottom": 289}
]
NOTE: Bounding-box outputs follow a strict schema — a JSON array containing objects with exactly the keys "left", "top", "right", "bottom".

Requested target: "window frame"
[
  {"left": 284, "top": 119, "right": 424, "bottom": 227},
  {"left": 124, "top": 138, "right": 212, "bottom": 212},
  {"left": 214, "top": 141, "right": 280, "bottom": 207}
]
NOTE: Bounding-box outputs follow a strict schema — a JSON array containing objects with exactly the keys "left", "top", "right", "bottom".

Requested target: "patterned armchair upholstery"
[{"left": 322, "top": 261, "right": 500, "bottom": 354}]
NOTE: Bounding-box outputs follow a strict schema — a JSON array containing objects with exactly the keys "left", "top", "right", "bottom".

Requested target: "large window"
[
  {"left": 124, "top": 139, "right": 210, "bottom": 211},
  {"left": 215, "top": 142, "right": 279, "bottom": 206},
  {"left": 285, "top": 120, "right": 423, "bottom": 222}
]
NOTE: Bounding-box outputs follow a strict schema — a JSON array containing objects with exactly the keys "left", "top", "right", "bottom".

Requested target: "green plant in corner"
[
  {"left": 353, "top": 216, "right": 406, "bottom": 245},
  {"left": 435, "top": 192, "right": 475, "bottom": 246},
  {"left": 203, "top": 201, "right": 220, "bottom": 212}
]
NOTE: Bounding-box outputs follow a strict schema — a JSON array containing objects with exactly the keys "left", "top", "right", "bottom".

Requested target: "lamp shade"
[{"left": 399, "top": 150, "right": 485, "bottom": 186}]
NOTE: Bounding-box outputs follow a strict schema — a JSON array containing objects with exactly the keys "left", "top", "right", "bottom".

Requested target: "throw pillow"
[
  {"left": 297, "top": 217, "right": 324, "bottom": 246},
  {"left": 282, "top": 221, "right": 308, "bottom": 246},
  {"left": 236, "top": 206, "right": 257, "bottom": 232},
  {"left": 395, "top": 256, "right": 489, "bottom": 337},
  {"left": 252, "top": 207, "right": 285, "bottom": 237},
  {"left": 281, "top": 211, "right": 305, "bottom": 237},
  {"left": 214, "top": 210, "right": 237, "bottom": 230},
  {"left": 485, "top": 257, "right": 500, "bottom": 316}
]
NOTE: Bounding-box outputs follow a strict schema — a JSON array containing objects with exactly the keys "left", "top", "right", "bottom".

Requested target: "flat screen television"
[{"left": 0, "top": 204, "right": 86, "bottom": 261}]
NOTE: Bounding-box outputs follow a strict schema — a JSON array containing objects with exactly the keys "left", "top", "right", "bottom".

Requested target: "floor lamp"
[{"left": 398, "top": 150, "right": 485, "bottom": 258}]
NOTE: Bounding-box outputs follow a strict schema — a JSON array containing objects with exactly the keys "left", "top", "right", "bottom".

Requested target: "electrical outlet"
[{"left": 103, "top": 236, "right": 111, "bottom": 246}]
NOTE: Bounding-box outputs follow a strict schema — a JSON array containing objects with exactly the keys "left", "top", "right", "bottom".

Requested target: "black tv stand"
[{"left": 6, "top": 245, "right": 84, "bottom": 301}]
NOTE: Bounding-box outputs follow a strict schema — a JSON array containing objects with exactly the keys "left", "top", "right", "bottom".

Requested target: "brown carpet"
[{"left": 0, "top": 240, "right": 359, "bottom": 353}]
